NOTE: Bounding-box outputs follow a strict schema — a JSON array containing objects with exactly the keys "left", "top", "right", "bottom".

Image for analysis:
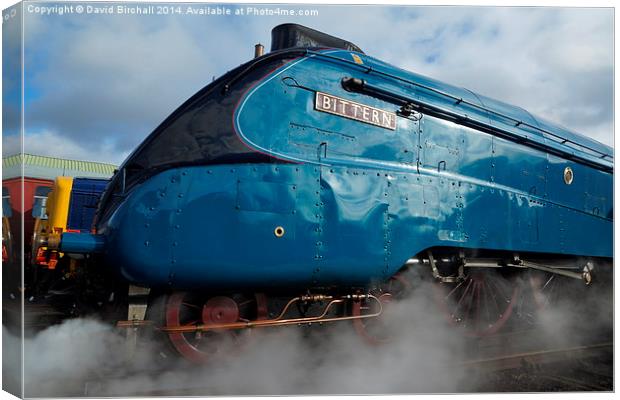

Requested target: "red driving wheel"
[
  {"left": 165, "top": 291, "right": 268, "bottom": 363},
  {"left": 433, "top": 270, "right": 520, "bottom": 337}
]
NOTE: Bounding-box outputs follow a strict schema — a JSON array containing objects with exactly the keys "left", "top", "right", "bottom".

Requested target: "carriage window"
[
  {"left": 32, "top": 186, "right": 51, "bottom": 219},
  {"left": 2, "top": 187, "right": 11, "bottom": 218}
]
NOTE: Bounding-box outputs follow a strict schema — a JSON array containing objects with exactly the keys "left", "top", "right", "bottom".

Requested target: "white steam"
[{"left": 4, "top": 263, "right": 613, "bottom": 396}]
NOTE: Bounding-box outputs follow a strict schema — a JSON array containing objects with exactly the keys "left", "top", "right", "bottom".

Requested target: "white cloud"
[
  {"left": 24, "top": 13, "right": 223, "bottom": 156},
  {"left": 19, "top": 5, "right": 613, "bottom": 167},
  {"left": 363, "top": 8, "right": 613, "bottom": 146}
]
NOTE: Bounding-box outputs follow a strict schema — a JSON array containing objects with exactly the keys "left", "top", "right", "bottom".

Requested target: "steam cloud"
[{"left": 3, "top": 264, "right": 613, "bottom": 397}]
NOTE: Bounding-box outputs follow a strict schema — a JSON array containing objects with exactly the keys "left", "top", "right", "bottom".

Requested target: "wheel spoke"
[
  {"left": 435, "top": 270, "right": 519, "bottom": 337},
  {"left": 482, "top": 280, "right": 492, "bottom": 325},
  {"left": 452, "top": 278, "right": 474, "bottom": 318},
  {"left": 542, "top": 275, "right": 555, "bottom": 291},
  {"left": 461, "top": 281, "right": 476, "bottom": 325},
  {"left": 475, "top": 281, "right": 482, "bottom": 330},
  {"left": 483, "top": 279, "right": 501, "bottom": 317},
  {"left": 181, "top": 301, "right": 202, "bottom": 310},
  {"left": 165, "top": 292, "right": 266, "bottom": 363},
  {"left": 486, "top": 274, "right": 509, "bottom": 303},
  {"left": 528, "top": 271, "right": 562, "bottom": 312},
  {"left": 444, "top": 278, "right": 467, "bottom": 300}
]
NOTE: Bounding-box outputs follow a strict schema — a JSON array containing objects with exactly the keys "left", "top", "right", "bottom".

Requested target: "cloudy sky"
[{"left": 2, "top": 3, "right": 614, "bottom": 165}]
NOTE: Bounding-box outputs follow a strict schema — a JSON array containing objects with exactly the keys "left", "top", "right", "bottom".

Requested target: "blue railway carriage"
[{"left": 49, "top": 24, "right": 611, "bottom": 361}]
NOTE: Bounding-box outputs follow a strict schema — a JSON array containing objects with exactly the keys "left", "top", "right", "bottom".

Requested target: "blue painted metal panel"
[
  {"left": 319, "top": 50, "right": 613, "bottom": 165},
  {"left": 103, "top": 165, "right": 320, "bottom": 289},
  {"left": 95, "top": 48, "right": 612, "bottom": 291}
]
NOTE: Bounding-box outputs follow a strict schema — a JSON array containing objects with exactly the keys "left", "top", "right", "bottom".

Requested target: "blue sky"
[{"left": 2, "top": 3, "right": 614, "bottom": 164}]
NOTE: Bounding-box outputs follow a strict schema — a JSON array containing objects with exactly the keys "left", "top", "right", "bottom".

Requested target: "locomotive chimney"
[{"left": 254, "top": 43, "right": 264, "bottom": 58}]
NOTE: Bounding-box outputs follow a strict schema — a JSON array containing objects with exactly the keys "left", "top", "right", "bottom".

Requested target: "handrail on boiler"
[{"left": 305, "top": 50, "right": 613, "bottom": 172}]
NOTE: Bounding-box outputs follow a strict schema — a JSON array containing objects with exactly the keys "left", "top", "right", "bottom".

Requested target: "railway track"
[
  {"left": 460, "top": 340, "right": 613, "bottom": 392},
  {"left": 454, "top": 320, "right": 613, "bottom": 392},
  {"left": 461, "top": 342, "right": 612, "bottom": 373}
]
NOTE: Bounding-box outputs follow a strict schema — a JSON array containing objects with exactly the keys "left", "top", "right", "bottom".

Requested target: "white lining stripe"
[{"left": 234, "top": 50, "right": 342, "bottom": 163}]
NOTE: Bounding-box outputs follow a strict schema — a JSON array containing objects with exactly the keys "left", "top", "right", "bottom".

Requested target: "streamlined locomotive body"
[
  {"left": 93, "top": 36, "right": 611, "bottom": 288},
  {"left": 42, "top": 25, "right": 612, "bottom": 360}
]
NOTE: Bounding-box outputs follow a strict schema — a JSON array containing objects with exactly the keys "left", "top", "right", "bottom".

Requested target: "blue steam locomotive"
[{"left": 41, "top": 24, "right": 612, "bottom": 361}]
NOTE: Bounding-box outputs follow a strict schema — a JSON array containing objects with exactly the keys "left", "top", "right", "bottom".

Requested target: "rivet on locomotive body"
[
  {"left": 274, "top": 226, "right": 285, "bottom": 238},
  {"left": 564, "top": 167, "right": 574, "bottom": 185}
]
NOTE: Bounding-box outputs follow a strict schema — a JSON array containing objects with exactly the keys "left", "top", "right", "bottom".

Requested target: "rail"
[{"left": 459, "top": 342, "right": 612, "bottom": 373}]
